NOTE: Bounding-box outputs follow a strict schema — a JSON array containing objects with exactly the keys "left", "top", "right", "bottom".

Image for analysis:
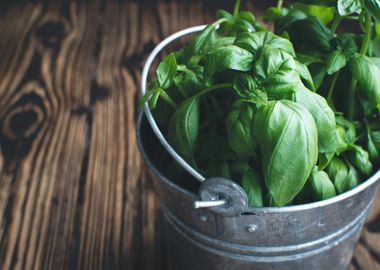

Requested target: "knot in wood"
[{"left": 35, "top": 21, "right": 67, "bottom": 48}]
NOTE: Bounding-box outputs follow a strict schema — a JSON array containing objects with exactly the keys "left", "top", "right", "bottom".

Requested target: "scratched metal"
[{"left": 137, "top": 112, "right": 380, "bottom": 270}]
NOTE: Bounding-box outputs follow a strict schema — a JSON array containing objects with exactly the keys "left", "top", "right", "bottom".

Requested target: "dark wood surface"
[{"left": 0, "top": 1, "right": 379, "bottom": 269}]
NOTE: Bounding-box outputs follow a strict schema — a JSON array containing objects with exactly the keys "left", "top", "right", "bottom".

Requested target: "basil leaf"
[
  {"left": 254, "top": 100, "right": 318, "bottom": 206},
  {"left": 363, "top": 0, "right": 380, "bottom": 21},
  {"left": 310, "top": 167, "right": 336, "bottom": 200},
  {"left": 326, "top": 157, "right": 350, "bottom": 194},
  {"left": 318, "top": 152, "right": 335, "bottom": 170},
  {"left": 234, "top": 31, "right": 296, "bottom": 57},
  {"left": 203, "top": 37, "right": 236, "bottom": 53},
  {"left": 168, "top": 97, "right": 199, "bottom": 161},
  {"left": 196, "top": 135, "right": 237, "bottom": 161},
  {"left": 275, "top": 9, "right": 308, "bottom": 34},
  {"left": 233, "top": 74, "right": 268, "bottom": 105},
  {"left": 287, "top": 17, "right": 334, "bottom": 52},
  {"left": 242, "top": 169, "right": 264, "bottom": 207},
  {"left": 156, "top": 53, "right": 177, "bottom": 89},
  {"left": 289, "top": 0, "right": 336, "bottom": 6},
  {"left": 335, "top": 34, "right": 358, "bottom": 58},
  {"left": 310, "top": 64, "right": 327, "bottom": 90},
  {"left": 336, "top": 115, "right": 357, "bottom": 144},
  {"left": 204, "top": 45, "right": 253, "bottom": 84},
  {"left": 296, "top": 53, "right": 324, "bottom": 66},
  {"left": 349, "top": 54, "right": 380, "bottom": 109},
  {"left": 207, "top": 160, "right": 231, "bottom": 179},
  {"left": 175, "top": 65, "right": 203, "bottom": 98},
  {"left": 230, "top": 159, "right": 250, "bottom": 174},
  {"left": 226, "top": 100, "right": 257, "bottom": 157},
  {"left": 238, "top": 11, "right": 257, "bottom": 25},
  {"left": 367, "top": 127, "right": 380, "bottom": 160},
  {"left": 295, "top": 61, "right": 316, "bottom": 90},
  {"left": 216, "top": 9, "right": 234, "bottom": 21},
  {"left": 346, "top": 159, "right": 361, "bottom": 190},
  {"left": 253, "top": 46, "right": 302, "bottom": 99},
  {"left": 337, "top": 0, "right": 362, "bottom": 16},
  {"left": 292, "top": 3, "right": 334, "bottom": 24},
  {"left": 182, "top": 24, "right": 217, "bottom": 62},
  {"left": 148, "top": 90, "right": 161, "bottom": 109},
  {"left": 346, "top": 144, "right": 373, "bottom": 176},
  {"left": 295, "top": 86, "right": 338, "bottom": 153},
  {"left": 326, "top": 50, "right": 347, "bottom": 75}
]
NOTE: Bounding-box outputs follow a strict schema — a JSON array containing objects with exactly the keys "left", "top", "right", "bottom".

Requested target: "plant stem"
[
  {"left": 359, "top": 12, "right": 372, "bottom": 55},
  {"left": 195, "top": 83, "right": 234, "bottom": 98},
  {"left": 233, "top": 0, "right": 241, "bottom": 17},
  {"left": 331, "top": 15, "right": 342, "bottom": 33},
  {"left": 327, "top": 71, "right": 340, "bottom": 105},
  {"left": 158, "top": 88, "right": 178, "bottom": 109},
  {"left": 347, "top": 12, "right": 372, "bottom": 120},
  {"left": 277, "top": 0, "right": 284, "bottom": 10}
]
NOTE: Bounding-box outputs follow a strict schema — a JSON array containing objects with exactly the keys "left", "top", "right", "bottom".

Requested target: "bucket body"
[{"left": 137, "top": 112, "right": 380, "bottom": 270}]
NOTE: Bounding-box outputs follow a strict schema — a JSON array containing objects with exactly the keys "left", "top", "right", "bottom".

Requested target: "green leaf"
[
  {"left": 335, "top": 34, "right": 358, "bottom": 58},
  {"left": 156, "top": 53, "right": 177, "bottom": 89},
  {"left": 336, "top": 115, "right": 357, "bottom": 144},
  {"left": 287, "top": 17, "right": 334, "bottom": 52},
  {"left": 367, "top": 123, "right": 380, "bottom": 160},
  {"left": 234, "top": 31, "right": 296, "bottom": 57},
  {"left": 310, "top": 167, "right": 336, "bottom": 200},
  {"left": 148, "top": 90, "right": 161, "bottom": 109},
  {"left": 238, "top": 11, "right": 257, "bottom": 25},
  {"left": 174, "top": 65, "right": 203, "bottom": 98},
  {"left": 207, "top": 160, "right": 231, "bottom": 179},
  {"left": 203, "top": 37, "right": 236, "bottom": 54},
  {"left": 217, "top": 9, "right": 234, "bottom": 20},
  {"left": 349, "top": 54, "right": 380, "bottom": 108},
  {"left": 346, "top": 159, "right": 361, "bottom": 189},
  {"left": 326, "top": 157, "right": 360, "bottom": 193},
  {"left": 318, "top": 152, "right": 335, "bottom": 170},
  {"left": 226, "top": 100, "right": 257, "bottom": 157},
  {"left": 337, "top": 0, "right": 362, "bottom": 16},
  {"left": 196, "top": 135, "right": 237, "bottom": 161},
  {"left": 254, "top": 100, "right": 318, "bottom": 206},
  {"left": 296, "top": 53, "right": 324, "bottom": 65},
  {"left": 346, "top": 145, "right": 373, "bottom": 176},
  {"left": 182, "top": 23, "right": 220, "bottom": 62},
  {"left": 233, "top": 74, "right": 268, "bottom": 105},
  {"left": 289, "top": 0, "right": 336, "bottom": 6},
  {"left": 168, "top": 97, "right": 199, "bottom": 161},
  {"left": 326, "top": 157, "right": 349, "bottom": 194},
  {"left": 363, "top": 0, "right": 380, "bottom": 21},
  {"left": 295, "top": 61, "right": 315, "bottom": 90},
  {"left": 230, "top": 159, "right": 250, "bottom": 174},
  {"left": 292, "top": 3, "right": 335, "bottom": 24},
  {"left": 242, "top": 169, "right": 264, "bottom": 207},
  {"left": 310, "top": 64, "right": 327, "bottom": 90},
  {"left": 204, "top": 45, "right": 253, "bottom": 84},
  {"left": 139, "top": 90, "right": 154, "bottom": 109},
  {"left": 295, "top": 86, "right": 339, "bottom": 153},
  {"left": 275, "top": 9, "right": 308, "bottom": 34},
  {"left": 253, "top": 46, "right": 302, "bottom": 99},
  {"left": 326, "top": 50, "right": 347, "bottom": 75}
]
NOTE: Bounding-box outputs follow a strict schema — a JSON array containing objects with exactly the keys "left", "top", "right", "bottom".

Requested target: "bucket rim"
[{"left": 138, "top": 25, "right": 380, "bottom": 214}]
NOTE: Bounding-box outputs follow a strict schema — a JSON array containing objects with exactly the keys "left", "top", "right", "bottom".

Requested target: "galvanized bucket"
[{"left": 137, "top": 26, "right": 380, "bottom": 270}]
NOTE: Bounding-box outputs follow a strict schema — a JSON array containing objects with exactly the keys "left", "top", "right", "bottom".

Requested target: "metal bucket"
[{"left": 137, "top": 26, "right": 380, "bottom": 270}]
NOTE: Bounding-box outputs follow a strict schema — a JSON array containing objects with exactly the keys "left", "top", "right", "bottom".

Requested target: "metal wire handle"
[{"left": 140, "top": 25, "right": 207, "bottom": 182}]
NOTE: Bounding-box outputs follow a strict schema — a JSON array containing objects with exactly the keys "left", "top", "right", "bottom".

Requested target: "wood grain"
[{"left": 0, "top": 1, "right": 378, "bottom": 270}]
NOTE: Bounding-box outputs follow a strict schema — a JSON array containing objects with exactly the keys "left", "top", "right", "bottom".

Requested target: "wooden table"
[{"left": 0, "top": 1, "right": 379, "bottom": 269}]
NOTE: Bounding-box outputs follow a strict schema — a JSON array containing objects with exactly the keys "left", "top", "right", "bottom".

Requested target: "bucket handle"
[{"left": 141, "top": 26, "right": 250, "bottom": 215}]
